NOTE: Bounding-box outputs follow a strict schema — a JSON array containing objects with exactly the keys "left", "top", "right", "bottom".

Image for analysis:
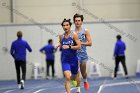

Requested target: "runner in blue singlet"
[{"left": 55, "top": 19, "right": 81, "bottom": 93}]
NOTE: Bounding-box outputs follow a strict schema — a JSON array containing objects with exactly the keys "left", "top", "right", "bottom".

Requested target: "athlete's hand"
[
  {"left": 55, "top": 45, "right": 59, "bottom": 49},
  {"left": 80, "top": 41, "right": 84, "bottom": 45},
  {"left": 55, "top": 43, "right": 61, "bottom": 49},
  {"left": 62, "top": 45, "right": 69, "bottom": 49}
]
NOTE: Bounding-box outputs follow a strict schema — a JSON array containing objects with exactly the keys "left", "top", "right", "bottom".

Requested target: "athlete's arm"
[
  {"left": 81, "top": 29, "right": 92, "bottom": 46},
  {"left": 71, "top": 32, "right": 81, "bottom": 50},
  {"left": 55, "top": 35, "right": 62, "bottom": 49}
]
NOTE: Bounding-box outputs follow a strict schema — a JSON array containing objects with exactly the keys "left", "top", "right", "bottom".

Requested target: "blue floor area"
[
  {"left": 102, "top": 84, "right": 140, "bottom": 93},
  {"left": 0, "top": 76, "right": 140, "bottom": 93}
]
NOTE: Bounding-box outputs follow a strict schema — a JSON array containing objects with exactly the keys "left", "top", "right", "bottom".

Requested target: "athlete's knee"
[
  {"left": 64, "top": 73, "right": 71, "bottom": 81},
  {"left": 65, "top": 76, "right": 71, "bottom": 81}
]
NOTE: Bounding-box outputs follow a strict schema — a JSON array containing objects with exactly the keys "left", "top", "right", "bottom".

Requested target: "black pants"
[
  {"left": 114, "top": 56, "right": 128, "bottom": 77},
  {"left": 46, "top": 60, "right": 55, "bottom": 77},
  {"left": 15, "top": 60, "right": 26, "bottom": 84}
]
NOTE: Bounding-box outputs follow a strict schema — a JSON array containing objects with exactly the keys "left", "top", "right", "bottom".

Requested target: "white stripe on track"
[
  {"left": 97, "top": 85, "right": 104, "bottom": 93},
  {"left": 103, "top": 80, "right": 140, "bottom": 87},
  {"left": 33, "top": 89, "right": 46, "bottom": 93},
  {"left": 97, "top": 80, "right": 140, "bottom": 93},
  {"left": 4, "top": 90, "right": 15, "bottom": 93}
]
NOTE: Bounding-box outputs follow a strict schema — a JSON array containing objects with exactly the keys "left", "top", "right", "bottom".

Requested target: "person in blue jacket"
[
  {"left": 113, "top": 35, "right": 128, "bottom": 79},
  {"left": 40, "top": 39, "right": 56, "bottom": 79},
  {"left": 10, "top": 31, "right": 32, "bottom": 89}
]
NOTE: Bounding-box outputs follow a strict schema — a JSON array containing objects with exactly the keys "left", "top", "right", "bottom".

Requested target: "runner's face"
[
  {"left": 74, "top": 17, "right": 82, "bottom": 28},
  {"left": 62, "top": 22, "right": 71, "bottom": 33}
]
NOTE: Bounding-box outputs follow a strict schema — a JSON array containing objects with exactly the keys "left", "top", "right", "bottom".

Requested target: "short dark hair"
[
  {"left": 73, "top": 13, "right": 84, "bottom": 22},
  {"left": 48, "top": 39, "right": 53, "bottom": 44},
  {"left": 17, "top": 31, "right": 22, "bottom": 38},
  {"left": 61, "top": 19, "right": 72, "bottom": 26},
  {"left": 116, "top": 35, "right": 121, "bottom": 40}
]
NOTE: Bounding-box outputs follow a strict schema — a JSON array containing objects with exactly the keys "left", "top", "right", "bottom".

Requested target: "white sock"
[
  {"left": 76, "top": 87, "right": 80, "bottom": 92},
  {"left": 84, "top": 79, "right": 87, "bottom": 82},
  {"left": 21, "top": 80, "right": 24, "bottom": 87}
]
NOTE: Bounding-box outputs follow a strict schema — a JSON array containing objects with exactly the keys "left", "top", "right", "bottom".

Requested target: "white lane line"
[
  {"left": 97, "top": 77, "right": 108, "bottom": 93},
  {"left": 33, "top": 89, "right": 46, "bottom": 93},
  {"left": 97, "top": 85, "right": 104, "bottom": 93},
  {"left": 33, "top": 85, "right": 82, "bottom": 93},
  {"left": 103, "top": 81, "right": 140, "bottom": 87},
  {"left": 97, "top": 80, "right": 140, "bottom": 93},
  {"left": 4, "top": 89, "right": 15, "bottom": 93},
  {"left": 33, "top": 86, "right": 65, "bottom": 93}
]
